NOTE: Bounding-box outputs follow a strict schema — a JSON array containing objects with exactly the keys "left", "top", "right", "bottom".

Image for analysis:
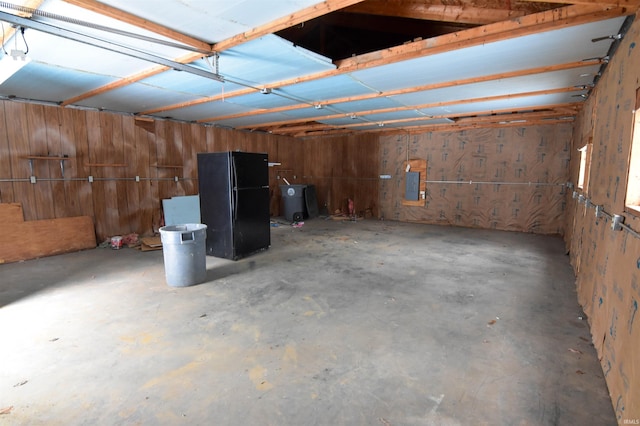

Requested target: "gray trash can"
[
  {"left": 280, "top": 184, "right": 307, "bottom": 221},
  {"left": 159, "top": 223, "right": 207, "bottom": 287}
]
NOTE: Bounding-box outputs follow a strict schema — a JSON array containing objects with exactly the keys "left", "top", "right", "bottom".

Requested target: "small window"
[
  {"left": 625, "top": 87, "right": 640, "bottom": 213},
  {"left": 577, "top": 141, "right": 592, "bottom": 191}
]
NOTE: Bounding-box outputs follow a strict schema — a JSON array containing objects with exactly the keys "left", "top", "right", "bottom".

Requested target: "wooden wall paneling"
[
  {"left": 57, "top": 108, "right": 81, "bottom": 217},
  {"left": 110, "top": 113, "right": 130, "bottom": 234},
  {"left": 5, "top": 102, "right": 37, "bottom": 221},
  {"left": 71, "top": 109, "right": 94, "bottom": 219},
  {"left": 44, "top": 107, "right": 69, "bottom": 218},
  {"left": 147, "top": 120, "right": 161, "bottom": 233},
  {"left": 132, "top": 120, "right": 153, "bottom": 235},
  {"left": 85, "top": 110, "right": 107, "bottom": 240},
  {"left": 0, "top": 102, "right": 15, "bottom": 203},
  {"left": 203, "top": 125, "right": 215, "bottom": 152},
  {"left": 26, "top": 104, "right": 55, "bottom": 220},
  {"left": 98, "top": 113, "right": 121, "bottom": 237},
  {"left": 187, "top": 122, "right": 207, "bottom": 195},
  {"left": 121, "top": 116, "right": 138, "bottom": 235},
  {"left": 154, "top": 120, "right": 181, "bottom": 221}
]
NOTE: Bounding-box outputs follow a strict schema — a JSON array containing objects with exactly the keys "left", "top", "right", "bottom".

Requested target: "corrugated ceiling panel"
[{"left": 349, "top": 17, "right": 626, "bottom": 92}]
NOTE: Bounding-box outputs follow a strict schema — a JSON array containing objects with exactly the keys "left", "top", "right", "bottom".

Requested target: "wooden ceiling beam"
[
  {"left": 212, "top": 0, "right": 368, "bottom": 51},
  {"left": 344, "top": 0, "right": 528, "bottom": 26},
  {"left": 518, "top": 0, "right": 639, "bottom": 6},
  {"left": 358, "top": 102, "right": 583, "bottom": 129},
  {"left": 146, "top": 3, "right": 619, "bottom": 118},
  {"left": 293, "top": 108, "right": 580, "bottom": 137},
  {"left": 232, "top": 86, "right": 584, "bottom": 130},
  {"left": 61, "top": 0, "right": 213, "bottom": 51},
  {"left": 335, "top": 4, "right": 630, "bottom": 71},
  {"left": 196, "top": 59, "right": 599, "bottom": 123},
  {"left": 58, "top": 52, "right": 204, "bottom": 107},
  {"left": 62, "top": 0, "right": 366, "bottom": 113}
]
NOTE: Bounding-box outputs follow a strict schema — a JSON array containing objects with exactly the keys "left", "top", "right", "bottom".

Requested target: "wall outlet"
[
  {"left": 135, "top": 175, "right": 140, "bottom": 182},
  {"left": 88, "top": 175, "right": 93, "bottom": 183},
  {"left": 30, "top": 176, "right": 36, "bottom": 184}
]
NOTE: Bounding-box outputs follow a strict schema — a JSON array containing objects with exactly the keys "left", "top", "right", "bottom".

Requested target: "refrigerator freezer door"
[{"left": 232, "top": 152, "right": 269, "bottom": 189}]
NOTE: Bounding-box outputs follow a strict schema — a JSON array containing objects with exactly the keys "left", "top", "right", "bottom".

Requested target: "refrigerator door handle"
[{"left": 232, "top": 156, "right": 239, "bottom": 221}]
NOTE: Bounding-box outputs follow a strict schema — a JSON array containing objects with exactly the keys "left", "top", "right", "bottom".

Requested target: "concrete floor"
[{"left": 0, "top": 219, "right": 614, "bottom": 425}]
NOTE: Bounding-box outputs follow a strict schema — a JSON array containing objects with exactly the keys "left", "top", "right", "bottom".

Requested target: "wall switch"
[
  {"left": 88, "top": 175, "right": 93, "bottom": 183},
  {"left": 135, "top": 175, "right": 140, "bottom": 182},
  {"left": 30, "top": 176, "right": 36, "bottom": 184}
]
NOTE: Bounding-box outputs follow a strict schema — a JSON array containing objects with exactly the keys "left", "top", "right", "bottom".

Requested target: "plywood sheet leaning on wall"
[
  {"left": 0, "top": 203, "right": 96, "bottom": 264},
  {"left": 379, "top": 125, "right": 571, "bottom": 234},
  {"left": 0, "top": 203, "right": 24, "bottom": 224}
]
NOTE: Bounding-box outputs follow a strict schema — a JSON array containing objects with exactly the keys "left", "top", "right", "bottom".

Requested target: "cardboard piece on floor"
[{"left": 140, "top": 236, "right": 162, "bottom": 251}]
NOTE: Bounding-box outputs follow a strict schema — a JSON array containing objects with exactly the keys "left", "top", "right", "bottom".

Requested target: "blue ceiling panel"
[
  {"left": 0, "top": 61, "right": 117, "bottom": 102},
  {"left": 155, "top": 101, "right": 253, "bottom": 122},
  {"left": 280, "top": 75, "right": 373, "bottom": 102},
  {"left": 390, "top": 65, "right": 602, "bottom": 106},
  {"left": 349, "top": 17, "right": 626, "bottom": 92}
]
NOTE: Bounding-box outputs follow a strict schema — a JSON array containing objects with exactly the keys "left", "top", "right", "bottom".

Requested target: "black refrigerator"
[{"left": 197, "top": 152, "right": 270, "bottom": 260}]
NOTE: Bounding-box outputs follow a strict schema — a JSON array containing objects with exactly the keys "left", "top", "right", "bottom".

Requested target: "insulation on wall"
[
  {"left": 566, "top": 14, "right": 640, "bottom": 423},
  {"left": 379, "top": 125, "right": 572, "bottom": 234}
]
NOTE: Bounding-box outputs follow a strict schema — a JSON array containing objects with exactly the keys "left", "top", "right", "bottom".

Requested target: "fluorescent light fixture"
[{"left": 0, "top": 50, "right": 31, "bottom": 85}]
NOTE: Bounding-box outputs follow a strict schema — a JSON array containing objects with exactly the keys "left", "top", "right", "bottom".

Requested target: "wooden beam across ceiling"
[
  {"left": 61, "top": 0, "right": 213, "bottom": 51},
  {"left": 196, "top": 59, "right": 601, "bottom": 124},
  {"left": 519, "top": 0, "right": 640, "bottom": 6},
  {"left": 212, "top": 0, "right": 368, "bottom": 51},
  {"left": 58, "top": 0, "right": 367, "bottom": 111},
  {"left": 143, "top": 3, "right": 624, "bottom": 122},
  {"left": 343, "top": 0, "right": 529, "bottom": 26},
  {"left": 234, "top": 85, "right": 585, "bottom": 132},
  {"left": 293, "top": 105, "right": 580, "bottom": 137},
  {"left": 335, "top": 4, "right": 630, "bottom": 71}
]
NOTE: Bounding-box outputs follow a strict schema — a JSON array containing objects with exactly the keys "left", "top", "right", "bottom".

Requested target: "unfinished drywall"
[
  {"left": 566, "top": 14, "right": 640, "bottom": 422},
  {"left": 378, "top": 125, "right": 571, "bottom": 234},
  {"left": 0, "top": 101, "right": 379, "bottom": 240}
]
